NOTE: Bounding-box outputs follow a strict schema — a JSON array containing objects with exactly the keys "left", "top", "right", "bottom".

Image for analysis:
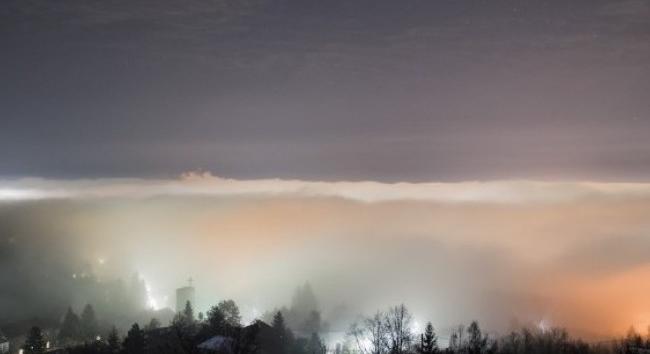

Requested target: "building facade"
[{"left": 176, "top": 286, "right": 195, "bottom": 313}]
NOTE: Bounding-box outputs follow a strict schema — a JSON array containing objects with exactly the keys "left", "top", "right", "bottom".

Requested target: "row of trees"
[
  {"left": 59, "top": 305, "right": 99, "bottom": 344},
  {"left": 263, "top": 283, "right": 327, "bottom": 335},
  {"left": 270, "top": 311, "right": 327, "bottom": 354},
  {"left": 349, "top": 304, "right": 429, "bottom": 354},
  {"left": 167, "top": 300, "right": 326, "bottom": 354},
  {"left": 22, "top": 300, "right": 650, "bottom": 354},
  {"left": 347, "top": 304, "right": 650, "bottom": 354},
  {"left": 49, "top": 299, "right": 326, "bottom": 354}
]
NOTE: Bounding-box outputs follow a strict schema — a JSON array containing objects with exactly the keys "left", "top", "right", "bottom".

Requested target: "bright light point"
[
  {"left": 144, "top": 280, "right": 161, "bottom": 310},
  {"left": 412, "top": 320, "right": 422, "bottom": 335},
  {"left": 537, "top": 318, "right": 551, "bottom": 332},
  {"left": 97, "top": 258, "right": 106, "bottom": 265},
  {"left": 148, "top": 296, "right": 158, "bottom": 310}
]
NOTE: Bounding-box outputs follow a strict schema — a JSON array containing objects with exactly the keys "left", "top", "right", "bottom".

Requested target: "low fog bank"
[{"left": 2, "top": 177, "right": 650, "bottom": 340}]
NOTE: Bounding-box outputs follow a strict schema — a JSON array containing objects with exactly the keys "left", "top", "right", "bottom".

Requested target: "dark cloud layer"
[{"left": 2, "top": 0, "right": 650, "bottom": 180}]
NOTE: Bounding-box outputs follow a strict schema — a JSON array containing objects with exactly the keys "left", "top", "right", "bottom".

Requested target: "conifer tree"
[
  {"left": 107, "top": 326, "right": 120, "bottom": 354},
  {"left": 59, "top": 307, "right": 80, "bottom": 342},
  {"left": 122, "top": 323, "right": 145, "bottom": 354},
  {"left": 145, "top": 318, "right": 161, "bottom": 331},
  {"left": 207, "top": 305, "right": 226, "bottom": 334},
  {"left": 419, "top": 322, "right": 438, "bottom": 354},
  {"left": 272, "top": 311, "right": 293, "bottom": 354},
  {"left": 183, "top": 300, "right": 195, "bottom": 323},
  {"left": 307, "top": 332, "right": 326, "bottom": 354},
  {"left": 24, "top": 327, "right": 46, "bottom": 354},
  {"left": 80, "top": 304, "right": 98, "bottom": 341},
  {"left": 467, "top": 321, "right": 487, "bottom": 354}
]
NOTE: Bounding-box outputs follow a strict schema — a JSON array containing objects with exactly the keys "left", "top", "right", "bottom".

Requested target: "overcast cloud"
[{"left": 2, "top": 0, "right": 649, "bottom": 180}]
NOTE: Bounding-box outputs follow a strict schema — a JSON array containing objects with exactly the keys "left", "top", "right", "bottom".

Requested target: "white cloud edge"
[{"left": 2, "top": 172, "right": 650, "bottom": 203}]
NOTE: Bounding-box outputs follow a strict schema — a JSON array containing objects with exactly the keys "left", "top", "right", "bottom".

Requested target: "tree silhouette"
[
  {"left": 217, "top": 299, "right": 242, "bottom": 327},
  {"left": 306, "top": 332, "right": 327, "bottom": 354},
  {"left": 625, "top": 326, "right": 643, "bottom": 351},
  {"left": 449, "top": 332, "right": 459, "bottom": 353},
  {"left": 451, "top": 325, "right": 465, "bottom": 353},
  {"left": 467, "top": 321, "right": 487, "bottom": 354},
  {"left": 183, "top": 300, "right": 195, "bottom": 323},
  {"left": 384, "top": 304, "right": 413, "bottom": 354},
  {"left": 206, "top": 305, "right": 226, "bottom": 334},
  {"left": 303, "top": 310, "right": 323, "bottom": 334},
  {"left": 272, "top": 311, "right": 293, "bottom": 354},
  {"left": 122, "top": 323, "right": 145, "bottom": 354},
  {"left": 80, "top": 304, "right": 98, "bottom": 341},
  {"left": 290, "top": 282, "right": 320, "bottom": 331},
  {"left": 59, "top": 307, "right": 80, "bottom": 342},
  {"left": 145, "top": 318, "right": 161, "bottom": 331},
  {"left": 418, "top": 322, "right": 438, "bottom": 354},
  {"left": 273, "top": 311, "right": 287, "bottom": 333},
  {"left": 348, "top": 311, "right": 387, "bottom": 354},
  {"left": 24, "top": 326, "right": 46, "bottom": 354},
  {"left": 106, "top": 326, "right": 120, "bottom": 354},
  {"left": 172, "top": 300, "right": 197, "bottom": 336}
]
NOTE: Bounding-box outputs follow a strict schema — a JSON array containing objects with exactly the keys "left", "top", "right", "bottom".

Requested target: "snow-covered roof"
[{"left": 197, "top": 335, "right": 234, "bottom": 352}]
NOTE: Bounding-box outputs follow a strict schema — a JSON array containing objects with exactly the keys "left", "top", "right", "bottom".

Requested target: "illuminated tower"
[{"left": 176, "top": 277, "right": 195, "bottom": 313}]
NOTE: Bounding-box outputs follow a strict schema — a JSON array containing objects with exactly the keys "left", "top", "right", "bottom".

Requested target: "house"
[
  {"left": 0, "top": 329, "right": 9, "bottom": 354},
  {"left": 240, "top": 320, "right": 275, "bottom": 353},
  {"left": 144, "top": 326, "right": 185, "bottom": 353},
  {"left": 197, "top": 320, "right": 276, "bottom": 354}
]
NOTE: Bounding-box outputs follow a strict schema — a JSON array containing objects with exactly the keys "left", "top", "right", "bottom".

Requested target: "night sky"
[{"left": 2, "top": 0, "right": 649, "bottom": 181}]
